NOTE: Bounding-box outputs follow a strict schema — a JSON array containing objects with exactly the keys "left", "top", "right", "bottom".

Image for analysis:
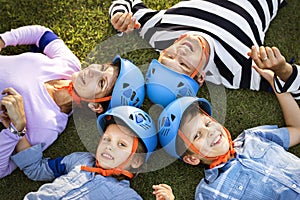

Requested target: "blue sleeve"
[
  {"left": 47, "top": 157, "right": 67, "bottom": 178},
  {"left": 30, "top": 31, "right": 59, "bottom": 53},
  {"left": 246, "top": 125, "right": 290, "bottom": 150}
]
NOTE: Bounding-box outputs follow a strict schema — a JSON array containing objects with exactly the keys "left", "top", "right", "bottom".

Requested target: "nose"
[
  {"left": 105, "top": 145, "right": 112, "bottom": 151},
  {"left": 201, "top": 126, "right": 214, "bottom": 138},
  {"left": 177, "top": 47, "right": 187, "bottom": 56}
]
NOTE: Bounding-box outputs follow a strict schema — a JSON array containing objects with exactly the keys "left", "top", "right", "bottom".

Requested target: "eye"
[
  {"left": 180, "top": 62, "right": 188, "bottom": 68},
  {"left": 102, "top": 136, "right": 110, "bottom": 142},
  {"left": 194, "top": 132, "right": 201, "bottom": 140},
  {"left": 118, "top": 141, "right": 128, "bottom": 147},
  {"left": 99, "top": 80, "right": 105, "bottom": 88},
  {"left": 205, "top": 121, "right": 211, "bottom": 127}
]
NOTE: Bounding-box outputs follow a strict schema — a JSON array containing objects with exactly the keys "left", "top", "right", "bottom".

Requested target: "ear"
[
  {"left": 88, "top": 102, "right": 104, "bottom": 114},
  {"left": 182, "top": 154, "right": 201, "bottom": 166},
  {"left": 130, "top": 155, "right": 145, "bottom": 169},
  {"left": 195, "top": 71, "right": 206, "bottom": 87}
]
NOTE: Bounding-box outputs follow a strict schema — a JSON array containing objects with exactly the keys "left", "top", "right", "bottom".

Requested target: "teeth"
[
  {"left": 82, "top": 73, "right": 85, "bottom": 84},
  {"left": 102, "top": 153, "right": 113, "bottom": 160},
  {"left": 212, "top": 135, "right": 221, "bottom": 146}
]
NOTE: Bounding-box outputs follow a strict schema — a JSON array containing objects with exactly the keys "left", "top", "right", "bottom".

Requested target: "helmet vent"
[
  {"left": 123, "top": 83, "right": 129, "bottom": 88},
  {"left": 130, "top": 91, "right": 136, "bottom": 101},
  {"left": 132, "top": 97, "right": 140, "bottom": 106},
  {"left": 151, "top": 68, "right": 156, "bottom": 74},
  {"left": 129, "top": 114, "right": 134, "bottom": 120},
  {"left": 170, "top": 114, "right": 176, "bottom": 121},
  {"left": 121, "top": 96, "right": 128, "bottom": 105},
  {"left": 177, "top": 82, "right": 184, "bottom": 87},
  {"left": 139, "top": 123, "right": 151, "bottom": 130},
  {"left": 161, "top": 128, "right": 169, "bottom": 136}
]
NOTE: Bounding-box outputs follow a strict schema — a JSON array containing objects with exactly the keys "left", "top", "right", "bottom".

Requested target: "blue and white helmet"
[
  {"left": 157, "top": 96, "right": 212, "bottom": 159},
  {"left": 97, "top": 106, "right": 157, "bottom": 161},
  {"left": 145, "top": 59, "right": 200, "bottom": 107},
  {"left": 109, "top": 55, "right": 145, "bottom": 108}
]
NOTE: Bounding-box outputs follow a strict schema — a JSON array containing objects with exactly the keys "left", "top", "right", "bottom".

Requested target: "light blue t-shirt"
[
  {"left": 12, "top": 144, "right": 142, "bottom": 200},
  {"left": 196, "top": 125, "right": 300, "bottom": 200}
]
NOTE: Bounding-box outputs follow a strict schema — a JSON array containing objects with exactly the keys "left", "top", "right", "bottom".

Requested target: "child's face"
[
  {"left": 181, "top": 113, "right": 230, "bottom": 159},
  {"left": 96, "top": 124, "right": 135, "bottom": 169},
  {"left": 158, "top": 34, "right": 205, "bottom": 76}
]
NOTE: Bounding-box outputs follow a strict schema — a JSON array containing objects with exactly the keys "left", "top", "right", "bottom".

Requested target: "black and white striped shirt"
[{"left": 110, "top": 0, "right": 300, "bottom": 99}]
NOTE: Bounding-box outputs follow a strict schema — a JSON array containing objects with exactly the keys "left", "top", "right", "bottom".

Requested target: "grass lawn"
[{"left": 0, "top": 0, "right": 299, "bottom": 199}]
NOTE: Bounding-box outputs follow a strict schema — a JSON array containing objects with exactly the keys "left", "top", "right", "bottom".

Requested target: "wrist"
[
  {"left": 274, "top": 63, "right": 293, "bottom": 82},
  {"left": 8, "top": 122, "right": 27, "bottom": 136}
]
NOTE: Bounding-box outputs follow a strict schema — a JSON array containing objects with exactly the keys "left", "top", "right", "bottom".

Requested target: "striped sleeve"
[
  {"left": 109, "top": 0, "right": 146, "bottom": 18},
  {"left": 274, "top": 64, "right": 300, "bottom": 99}
]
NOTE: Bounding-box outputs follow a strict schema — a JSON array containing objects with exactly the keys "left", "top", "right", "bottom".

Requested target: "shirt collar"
[{"left": 204, "top": 158, "right": 236, "bottom": 183}]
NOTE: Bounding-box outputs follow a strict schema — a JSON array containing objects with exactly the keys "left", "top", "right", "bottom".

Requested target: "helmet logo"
[
  {"left": 129, "top": 113, "right": 151, "bottom": 130},
  {"left": 122, "top": 86, "right": 140, "bottom": 106},
  {"left": 176, "top": 82, "right": 193, "bottom": 98}
]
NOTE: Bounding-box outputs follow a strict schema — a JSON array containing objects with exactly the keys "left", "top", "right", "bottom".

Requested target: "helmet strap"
[
  {"left": 81, "top": 136, "right": 139, "bottom": 179},
  {"left": 190, "top": 35, "right": 210, "bottom": 79},
  {"left": 54, "top": 82, "right": 112, "bottom": 107}
]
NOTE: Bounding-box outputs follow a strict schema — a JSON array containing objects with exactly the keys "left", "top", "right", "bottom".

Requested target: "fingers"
[
  {"left": 2, "top": 87, "right": 19, "bottom": 95},
  {"left": 0, "top": 88, "right": 26, "bottom": 131},
  {"left": 153, "top": 184, "right": 175, "bottom": 200},
  {"left": 111, "top": 12, "right": 140, "bottom": 33}
]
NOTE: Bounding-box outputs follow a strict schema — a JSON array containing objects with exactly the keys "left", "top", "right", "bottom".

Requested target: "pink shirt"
[{"left": 0, "top": 25, "right": 81, "bottom": 178}]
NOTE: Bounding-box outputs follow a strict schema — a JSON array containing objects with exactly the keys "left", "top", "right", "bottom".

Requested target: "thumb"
[
  {"left": 252, "top": 65, "right": 263, "bottom": 75},
  {"left": 134, "top": 21, "right": 141, "bottom": 29}
]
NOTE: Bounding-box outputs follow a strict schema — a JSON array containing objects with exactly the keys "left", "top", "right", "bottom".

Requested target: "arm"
[
  {"left": 0, "top": 88, "right": 28, "bottom": 178},
  {"left": 249, "top": 46, "right": 300, "bottom": 147},
  {"left": 11, "top": 143, "right": 67, "bottom": 181},
  {"left": 0, "top": 25, "right": 80, "bottom": 69},
  {"left": 249, "top": 46, "right": 300, "bottom": 95},
  {"left": 153, "top": 184, "right": 175, "bottom": 200}
]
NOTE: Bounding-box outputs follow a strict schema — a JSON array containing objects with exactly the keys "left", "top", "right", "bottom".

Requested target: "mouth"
[
  {"left": 81, "top": 72, "right": 86, "bottom": 84},
  {"left": 210, "top": 134, "right": 222, "bottom": 147},
  {"left": 101, "top": 153, "right": 114, "bottom": 160}
]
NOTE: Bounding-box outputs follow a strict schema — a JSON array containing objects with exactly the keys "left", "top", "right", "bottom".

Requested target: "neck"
[{"left": 45, "top": 80, "right": 73, "bottom": 114}]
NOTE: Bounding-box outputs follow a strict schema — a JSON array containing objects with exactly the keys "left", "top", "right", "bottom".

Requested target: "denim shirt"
[
  {"left": 195, "top": 125, "right": 300, "bottom": 200},
  {"left": 12, "top": 144, "right": 142, "bottom": 200}
]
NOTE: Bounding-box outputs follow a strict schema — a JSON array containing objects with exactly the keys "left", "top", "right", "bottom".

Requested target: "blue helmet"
[
  {"left": 145, "top": 59, "right": 200, "bottom": 107},
  {"left": 97, "top": 106, "right": 157, "bottom": 161},
  {"left": 109, "top": 55, "right": 145, "bottom": 109},
  {"left": 157, "top": 96, "right": 212, "bottom": 159}
]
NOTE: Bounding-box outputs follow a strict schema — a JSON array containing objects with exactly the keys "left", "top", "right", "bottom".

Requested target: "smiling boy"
[{"left": 157, "top": 46, "right": 300, "bottom": 199}]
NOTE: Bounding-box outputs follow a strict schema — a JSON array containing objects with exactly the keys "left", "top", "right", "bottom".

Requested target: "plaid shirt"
[{"left": 196, "top": 125, "right": 300, "bottom": 199}]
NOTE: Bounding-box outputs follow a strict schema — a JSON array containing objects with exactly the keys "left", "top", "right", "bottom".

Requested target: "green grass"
[{"left": 0, "top": 0, "right": 299, "bottom": 199}]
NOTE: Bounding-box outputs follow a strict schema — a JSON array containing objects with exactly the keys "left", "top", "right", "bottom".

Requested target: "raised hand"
[
  {"left": 111, "top": 12, "right": 141, "bottom": 33},
  {"left": 153, "top": 184, "right": 175, "bottom": 200},
  {"left": 248, "top": 46, "right": 293, "bottom": 83}
]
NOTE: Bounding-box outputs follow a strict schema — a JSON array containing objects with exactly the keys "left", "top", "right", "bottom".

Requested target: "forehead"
[
  {"left": 105, "top": 124, "right": 135, "bottom": 139},
  {"left": 181, "top": 112, "right": 206, "bottom": 133}
]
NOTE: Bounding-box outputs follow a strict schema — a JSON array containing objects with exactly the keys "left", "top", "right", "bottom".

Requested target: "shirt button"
[
  {"left": 238, "top": 185, "right": 243, "bottom": 190},
  {"left": 292, "top": 184, "right": 297, "bottom": 189},
  {"left": 260, "top": 148, "right": 264, "bottom": 151},
  {"left": 265, "top": 170, "right": 269, "bottom": 174}
]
